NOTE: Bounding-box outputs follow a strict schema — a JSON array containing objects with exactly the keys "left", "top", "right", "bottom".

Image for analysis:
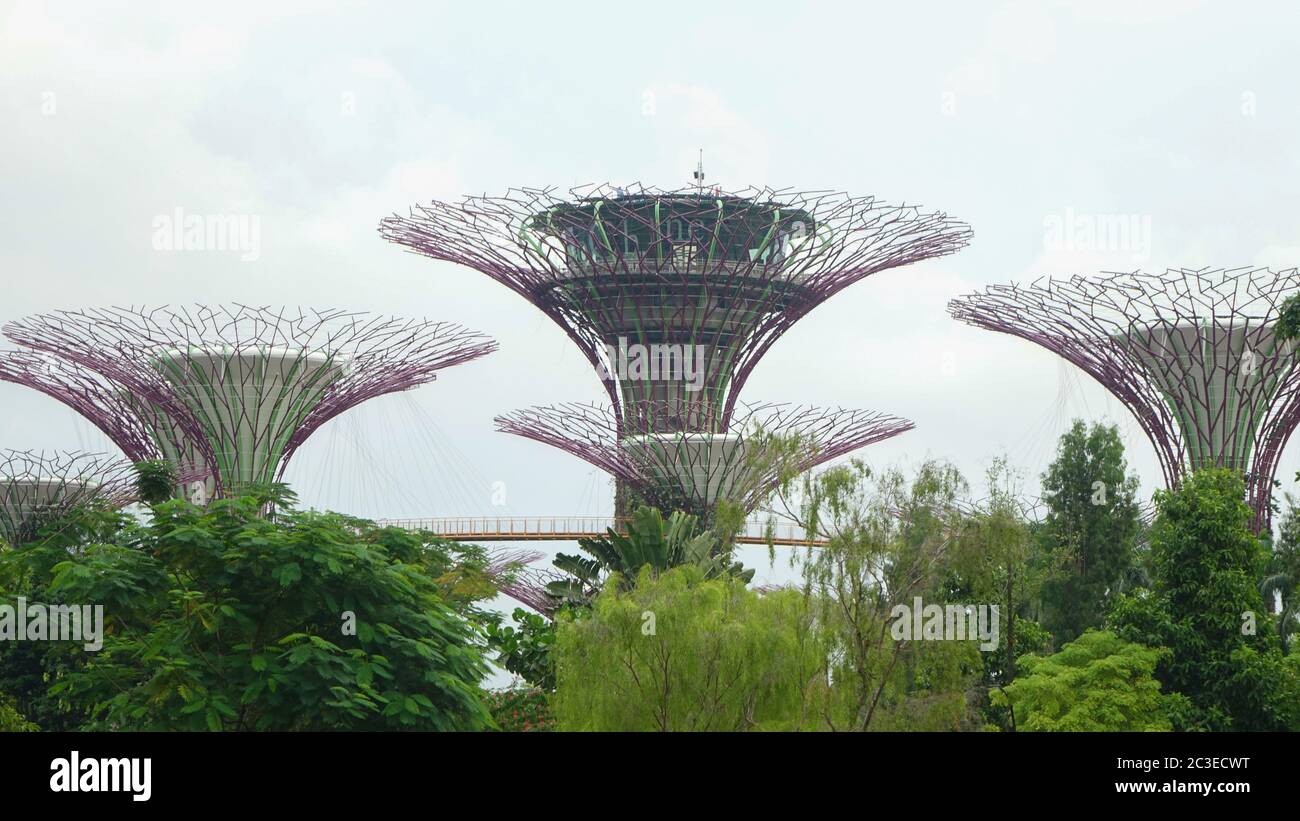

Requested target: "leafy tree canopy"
[
  {"left": 1109, "top": 468, "right": 1300, "bottom": 731},
  {"left": 1038, "top": 420, "right": 1142, "bottom": 644},
  {"left": 2, "top": 484, "right": 495, "bottom": 731},
  {"left": 993, "top": 630, "right": 1178, "bottom": 731}
]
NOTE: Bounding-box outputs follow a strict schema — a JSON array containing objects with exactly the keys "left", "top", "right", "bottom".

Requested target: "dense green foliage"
[
  {"left": 7, "top": 416, "right": 1300, "bottom": 734},
  {"left": 1275, "top": 292, "right": 1300, "bottom": 342},
  {"left": 134, "top": 459, "right": 179, "bottom": 506},
  {"left": 1038, "top": 421, "right": 1142, "bottom": 644},
  {"left": 1109, "top": 469, "right": 1300, "bottom": 730},
  {"left": 0, "top": 505, "right": 137, "bottom": 730},
  {"left": 0, "top": 691, "right": 37, "bottom": 732},
  {"left": 554, "top": 566, "right": 822, "bottom": 731},
  {"left": 548, "top": 505, "right": 751, "bottom": 609},
  {"left": 485, "top": 607, "right": 559, "bottom": 690},
  {"left": 993, "top": 630, "right": 1176, "bottom": 731},
  {"left": 1, "top": 485, "right": 495, "bottom": 731},
  {"left": 1264, "top": 496, "right": 1300, "bottom": 651}
]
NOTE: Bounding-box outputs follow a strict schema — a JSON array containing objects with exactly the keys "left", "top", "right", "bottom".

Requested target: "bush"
[{"left": 484, "top": 687, "right": 554, "bottom": 732}]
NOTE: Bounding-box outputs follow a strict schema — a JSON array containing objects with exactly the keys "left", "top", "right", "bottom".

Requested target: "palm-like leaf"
[{"left": 546, "top": 505, "right": 751, "bottom": 609}]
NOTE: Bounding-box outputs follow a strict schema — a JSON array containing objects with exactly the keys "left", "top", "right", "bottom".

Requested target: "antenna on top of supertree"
[{"left": 693, "top": 149, "right": 705, "bottom": 192}]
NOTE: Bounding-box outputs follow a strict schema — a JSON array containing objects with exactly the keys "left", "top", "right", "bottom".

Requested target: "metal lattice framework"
[
  {"left": 0, "top": 450, "right": 139, "bottom": 546},
  {"left": 0, "top": 350, "right": 196, "bottom": 466},
  {"left": 1, "top": 305, "right": 497, "bottom": 496},
  {"left": 948, "top": 266, "right": 1300, "bottom": 529},
  {"left": 382, "top": 183, "right": 970, "bottom": 431},
  {"left": 496, "top": 400, "right": 914, "bottom": 517}
]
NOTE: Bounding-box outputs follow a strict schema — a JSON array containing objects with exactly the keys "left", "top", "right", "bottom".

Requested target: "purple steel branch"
[
  {"left": 486, "top": 547, "right": 565, "bottom": 615},
  {"left": 495, "top": 399, "right": 914, "bottom": 515},
  {"left": 0, "top": 351, "right": 170, "bottom": 464}
]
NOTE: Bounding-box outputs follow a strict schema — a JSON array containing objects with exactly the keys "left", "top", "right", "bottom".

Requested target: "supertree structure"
[
  {"left": 949, "top": 266, "right": 1300, "bottom": 530},
  {"left": 382, "top": 183, "right": 970, "bottom": 429},
  {"left": 0, "top": 450, "right": 139, "bottom": 546},
  {"left": 384, "top": 183, "right": 966, "bottom": 516},
  {"left": 1, "top": 305, "right": 497, "bottom": 498},
  {"left": 496, "top": 400, "right": 914, "bottom": 518}
]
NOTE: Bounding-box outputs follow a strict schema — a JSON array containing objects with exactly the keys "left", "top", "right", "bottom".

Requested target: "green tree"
[
  {"left": 1109, "top": 468, "right": 1300, "bottom": 730},
  {"left": 484, "top": 607, "right": 559, "bottom": 690},
  {"left": 1275, "top": 292, "right": 1300, "bottom": 343},
  {"left": 553, "top": 566, "right": 822, "bottom": 731},
  {"left": 953, "top": 459, "right": 1046, "bottom": 684},
  {"left": 1262, "top": 495, "right": 1300, "bottom": 652},
  {"left": 10, "top": 485, "right": 493, "bottom": 730},
  {"left": 783, "top": 460, "right": 983, "bottom": 731},
  {"left": 0, "top": 505, "right": 137, "bottom": 731},
  {"left": 992, "top": 630, "right": 1178, "bottom": 731},
  {"left": 1038, "top": 420, "right": 1142, "bottom": 644}
]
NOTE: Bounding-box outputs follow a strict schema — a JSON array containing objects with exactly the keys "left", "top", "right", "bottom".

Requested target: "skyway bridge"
[{"left": 376, "top": 515, "right": 827, "bottom": 547}]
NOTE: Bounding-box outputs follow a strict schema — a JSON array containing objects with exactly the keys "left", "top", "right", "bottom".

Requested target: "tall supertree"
[
  {"left": 0, "top": 450, "right": 139, "bottom": 546},
  {"left": 949, "top": 266, "right": 1300, "bottom": 530},
  {"left": 496, "top": 400, "right": 914, "bottom": 518},
  {"left": 383, "top": 183, "right": 968, "bottom": 516},
  {"left": 1, "top": 306, "right": 497, "bottom": 498}
]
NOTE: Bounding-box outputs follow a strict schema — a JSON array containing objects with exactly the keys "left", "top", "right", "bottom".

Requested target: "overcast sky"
[{"left": 4, "top": 1, "right": 1300, "bottom": 599}]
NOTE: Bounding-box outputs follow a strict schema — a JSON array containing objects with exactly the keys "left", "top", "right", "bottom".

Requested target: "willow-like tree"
[
  {"left": 776, "top": 459, "right": 982, "bottom": 731},
  {"left": 952, "top": 459, "right": 1048, "bottom": 686},
  {"left": 552, "top": 566, "right": 822, "bottom": 731}
]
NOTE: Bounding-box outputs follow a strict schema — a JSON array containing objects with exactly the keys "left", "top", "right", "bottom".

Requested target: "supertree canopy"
[
  {"left": 0, "top": 450, "right": 139, "bottom": 546},
  {"left": 384, "top": 183, "right": 962, "bottom": 517},
  {"left": 948, "top": 266, "right": 1300, "bottom": 529},
  {"left": 0, "top": 305, "right": 497, "bottom": 497},
  {"left": 381, "top": 183, "right": 971, "bottom": 431},
  {"left": 495, "top": 400, "right": 914, "bottom": 517}
]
